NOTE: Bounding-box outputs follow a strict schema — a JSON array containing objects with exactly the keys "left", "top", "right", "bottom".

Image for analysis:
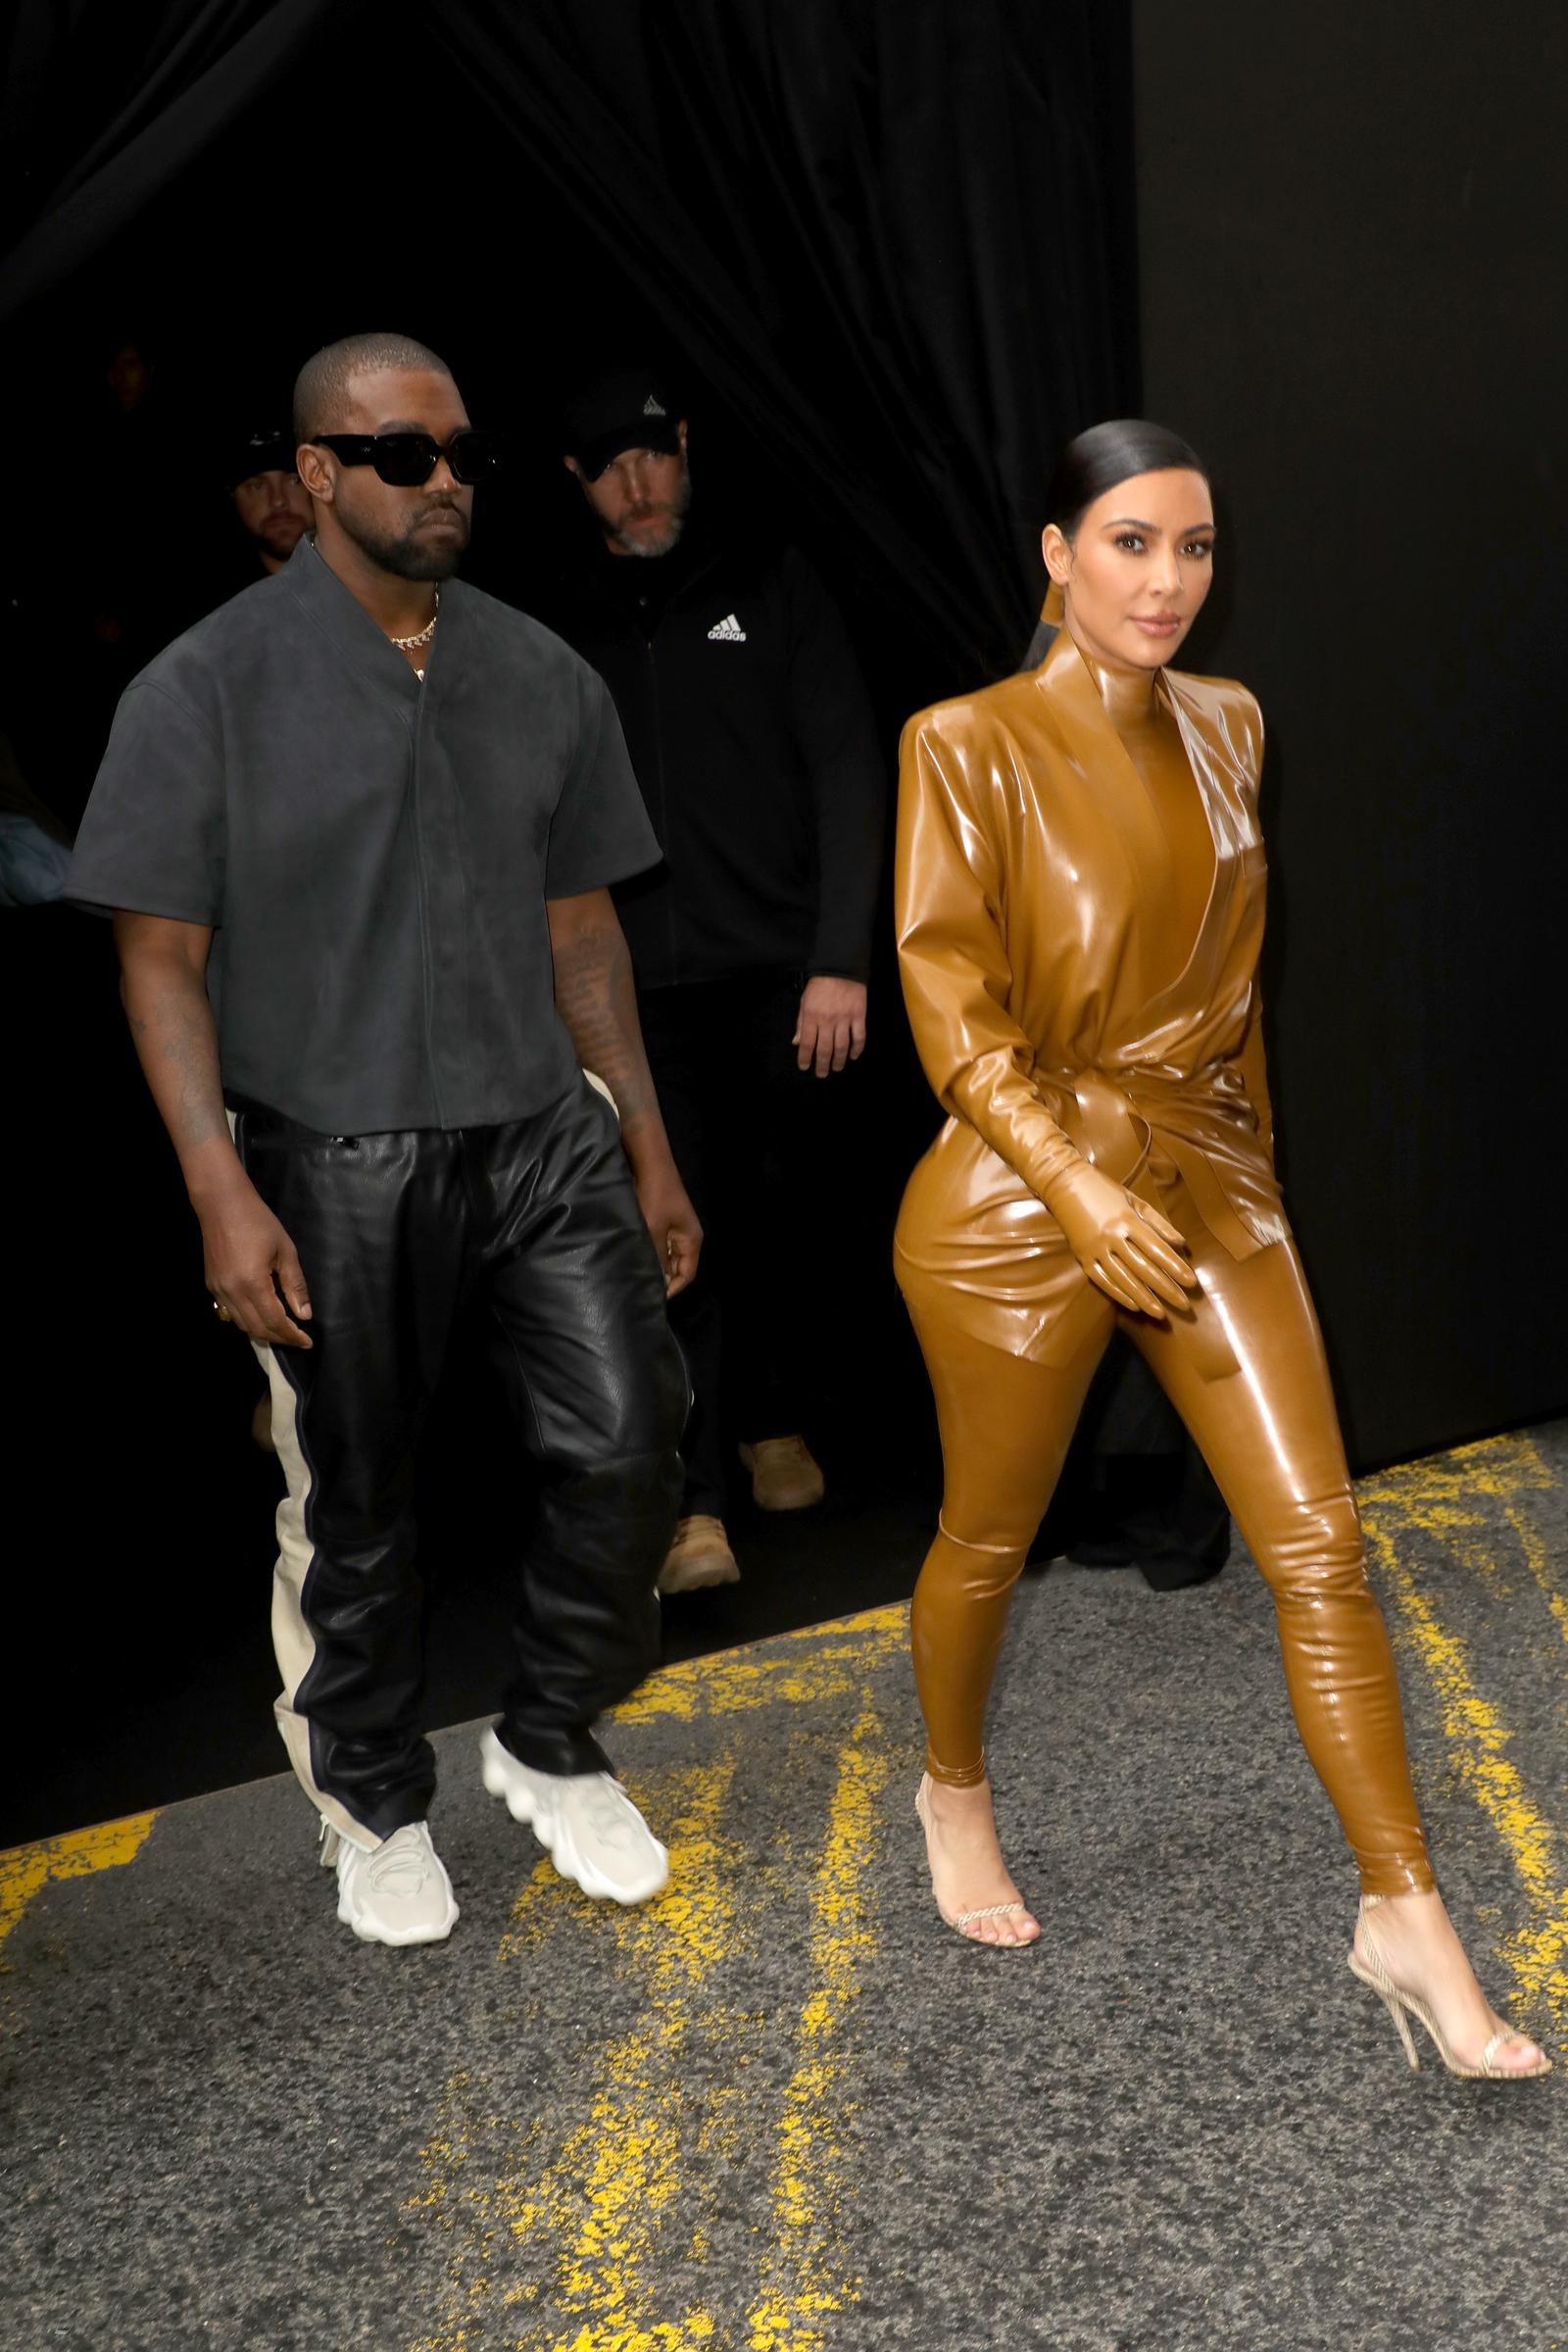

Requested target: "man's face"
[
  {"left": 232, "top": 467, "right": 313, "bottom": 566},
  {"left": 567, "top": 430, "right": 691, "bottom": 558},
  {"left": 302, "top": 368, "right": 475, "bottom": 582}
]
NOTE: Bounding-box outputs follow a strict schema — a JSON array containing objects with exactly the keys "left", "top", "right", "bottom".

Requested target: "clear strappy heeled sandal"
[
  {"left": 914, "top": 1774, "right": 1039, "bottom": 1949},
  {"left": 1348, "top": 1894, "right": 1551, "bottom": 2079}
]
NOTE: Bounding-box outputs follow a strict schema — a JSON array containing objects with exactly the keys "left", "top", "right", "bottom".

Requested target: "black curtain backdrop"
[
  {"left": 434, "top": 3, "right": 1138, "bottom": 675},
  {"left": 0, "top": 2, "right": 346, "bottom": 307},
  {"left": 2, "top": 0, "right": 1137, "bottom": 681},
  {"left": 1132, "top": 1, "right": 1568, "bottom": 1465}
]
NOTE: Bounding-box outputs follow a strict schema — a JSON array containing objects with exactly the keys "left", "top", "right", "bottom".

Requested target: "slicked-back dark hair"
[
  {"left": 293, "top": 332, "right": 454, "bottom": 442},
  {"left": 1045, "top": 418, "right": 1208, "bottom": 539}
]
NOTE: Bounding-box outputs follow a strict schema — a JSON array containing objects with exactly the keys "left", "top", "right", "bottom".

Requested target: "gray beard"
[
  {"left": 611, "top": 513, "right": 686, "bottom": 560},
  {"left": 606, "top": 465, "right": 693, "bottom": 560}
]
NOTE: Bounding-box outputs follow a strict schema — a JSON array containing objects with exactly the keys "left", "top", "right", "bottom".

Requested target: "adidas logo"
[
  {"left": 707, "top": 612, "right": 747, "bottom": 642},
  {"left": 643, "top": 394, "right": 666, "bottom": 416}
]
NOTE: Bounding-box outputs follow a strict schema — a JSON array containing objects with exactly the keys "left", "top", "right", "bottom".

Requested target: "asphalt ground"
[{"left": 5, "top": 1422, "right": 1566, "bottom": 2352}]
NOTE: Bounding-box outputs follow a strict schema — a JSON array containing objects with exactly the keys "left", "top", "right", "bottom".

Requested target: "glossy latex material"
[{"left": 894, "top": 622, "right": 1433, "bottom": 1896}]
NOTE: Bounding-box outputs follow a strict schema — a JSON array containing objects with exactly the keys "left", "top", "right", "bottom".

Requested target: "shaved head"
[{"left": 293, "top": 332, "right": 453, "bottom": 442}]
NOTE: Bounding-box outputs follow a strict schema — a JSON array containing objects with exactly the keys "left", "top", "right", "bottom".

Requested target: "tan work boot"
[
  {"left": 740, "top": 1436, "right": 825, "bottom": 1511},
  {"left": 659, "top": 1514, "right": 740, "bottom": 1594}
]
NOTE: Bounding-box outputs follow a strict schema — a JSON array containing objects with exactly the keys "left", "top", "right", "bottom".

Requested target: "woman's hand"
[{"left": 1045, "top": 1160, "right": 1199, "bottom": 1318}]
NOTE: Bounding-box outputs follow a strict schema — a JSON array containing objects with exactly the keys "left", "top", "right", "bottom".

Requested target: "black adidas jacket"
[{"left": 550, "top": 527, "right": 885, "bottom": 990}]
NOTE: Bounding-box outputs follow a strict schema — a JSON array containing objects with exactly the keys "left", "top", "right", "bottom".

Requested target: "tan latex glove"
[{"left": 1044, "top": 1159, "right": 1200, "bottom": 1319}]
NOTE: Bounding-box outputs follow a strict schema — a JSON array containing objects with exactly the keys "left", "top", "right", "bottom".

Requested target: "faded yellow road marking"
[
  {"left": 745, "top": 1705, "right": 891, "bottom": 2351},
  {"left": 1507, "top": 1493, "right": 1568, "bottom": 1653},
  {"left": 409, "top": 1621, "right": 904, "bottom": 2351},
  {"left": 1361, "top": 1434, "right": 1568, "bottom": 2033},
  {"left": 0, "top": 1811, "right": 157, "bottom": 1956},
  {"left": 614, "top": 1604, "right": 906, "bottom": 1727},
  {"left": 513, "top": 1760, "right": 738, "bottom": 2348}
]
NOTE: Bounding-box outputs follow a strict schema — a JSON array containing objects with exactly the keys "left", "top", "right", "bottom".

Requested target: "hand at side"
[
  {"left": 114, "top": 910, "right": 313, "bottom": 1347},
  {"left": 193, "top": 1160, "right": 314, "bottom": 1346},
  {"left": 547, "top": 888, "right": 704, "bottom": 1295},
  {"left": 794, "top": 975, "right": 867, "bottom": 1076}
]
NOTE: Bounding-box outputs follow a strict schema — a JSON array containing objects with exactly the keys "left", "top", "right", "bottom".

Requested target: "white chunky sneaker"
[
  {"left": 478, "top": 1728, "right": 668, "bottom": 1904},
  {"left": 328, "top": 1819, "right": 459, "bottom": 1946}
]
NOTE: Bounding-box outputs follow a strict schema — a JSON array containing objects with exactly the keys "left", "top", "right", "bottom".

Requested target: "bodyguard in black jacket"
[
  {"left": 561, "top": 528, "right": 883, "bottom": 992},
  {"left": 556, "top": 369, "right": 886, "bottom": 1592}
]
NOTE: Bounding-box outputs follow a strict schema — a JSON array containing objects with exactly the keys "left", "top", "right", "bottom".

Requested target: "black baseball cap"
[
  {"left": 563, "top": 368, "right": 682, "bottom": 480},
  {"left": 225, "top": 428, "right": 297, "bottom": 489}
]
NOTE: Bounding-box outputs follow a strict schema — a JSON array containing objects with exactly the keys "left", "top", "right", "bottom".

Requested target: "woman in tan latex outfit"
[{"left": 895, "top": 419, "right": 1548, "bottom": 2078}]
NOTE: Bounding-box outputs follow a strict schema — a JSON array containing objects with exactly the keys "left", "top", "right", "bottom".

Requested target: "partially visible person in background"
[
  {"left": 7, "top": 333, "right": 197, "bottom": 833},
  {"left": 0, "top": 726, "right": 73, "bottom": 907},
  {"left": 554, "top": 368, "right": 886, "bottom": 1594},
  {"left": 6, "top": 334, "right": 243, "bottom": 843},
  {"left": 83, "top": 335, "right": 189, "bottom": 673},
  {"left": 228, "top": 430, "right": 314, "bottom": 575}
]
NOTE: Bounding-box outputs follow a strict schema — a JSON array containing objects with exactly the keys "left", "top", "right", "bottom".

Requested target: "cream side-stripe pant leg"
[{"left": 228, "top": 1110, "right": 373, "bottom": 1852}]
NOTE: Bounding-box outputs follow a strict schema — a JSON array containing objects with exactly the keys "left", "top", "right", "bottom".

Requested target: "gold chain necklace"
[{"left": 389, "top": 591, "right": 439, "bottom": 654}]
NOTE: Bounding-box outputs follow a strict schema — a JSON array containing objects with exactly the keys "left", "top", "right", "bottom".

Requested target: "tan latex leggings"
[{"left": 906, "top": 1205, "right": 1434, "bottom": 1897}]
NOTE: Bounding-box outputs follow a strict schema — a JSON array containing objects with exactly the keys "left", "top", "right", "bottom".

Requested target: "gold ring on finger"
[{"left": 213, "top": 1299, "right": 232, "bottom": 1323}]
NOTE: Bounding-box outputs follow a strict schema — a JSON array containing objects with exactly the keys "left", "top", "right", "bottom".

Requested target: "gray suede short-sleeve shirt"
[{"left": 68, "top": 539, "right": 660, "bottom": 1132}]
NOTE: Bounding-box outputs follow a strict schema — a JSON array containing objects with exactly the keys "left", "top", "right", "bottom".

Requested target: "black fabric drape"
[
  {"left": 436, "top": 1, "right": 1136, "bottom": 676},
  {"left": 0, "top": 1, "right": 345, "bottom": 322},
  {"left": 1, "top": 1, "right": 1137, "bottom": 683}
]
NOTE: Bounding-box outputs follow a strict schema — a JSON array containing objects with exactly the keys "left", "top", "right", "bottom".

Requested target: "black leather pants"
[{"left": 234, "top": 1078, "right": 687, "bottom": 1842}]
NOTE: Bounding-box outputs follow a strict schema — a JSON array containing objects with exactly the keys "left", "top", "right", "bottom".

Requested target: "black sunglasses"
[{"left": 307, "top": 429, "right": 502, "bottom": 487}]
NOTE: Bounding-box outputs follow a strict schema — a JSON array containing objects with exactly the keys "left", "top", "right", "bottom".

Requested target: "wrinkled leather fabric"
[{"left": 236, "top": 1078, "right": 686, "bottom": 1838}]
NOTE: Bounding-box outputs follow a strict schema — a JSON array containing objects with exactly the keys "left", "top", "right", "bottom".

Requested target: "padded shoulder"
[{"left": 900, "top": 669, "right": 1042, "bottom": 761}]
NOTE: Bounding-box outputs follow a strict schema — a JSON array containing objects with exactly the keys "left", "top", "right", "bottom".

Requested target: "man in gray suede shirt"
[
  {"left": 69, "top": 333, "right": 700, "bottom": 1948},
  {"left": 76, "top": 489, "right": 646, "bottom": 1134}
]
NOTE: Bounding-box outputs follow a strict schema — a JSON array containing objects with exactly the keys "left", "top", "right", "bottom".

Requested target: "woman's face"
[{"left": 1042, "top": 467, "right": 1215, "bottom": 671}]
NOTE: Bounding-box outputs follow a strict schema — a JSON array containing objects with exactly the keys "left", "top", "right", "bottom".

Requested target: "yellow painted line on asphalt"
[
  {"left": 744, "top": 1704, "right": 890, "bottom": 2352},
  {"left": 1507, "top": 1494, "right": 1568, "bottom": 1652},
  {"left": 0, "top": 1811, "right": 158, "bottom": 1957},
  {"left": 409, "top": 1628, "right": 902, "bottom": 2352},
  {"left": 1360, "top": 1435, "right": 1568, "bottom": 2033},
  {"left": 614, "top": 1604, "right": 906, "bottom": 1726},
  {"left": 407, "top": 1757, "right": 751, "bottom": 2350},
  {"left": 526, "top": 1760, "right": 738, "bottom": 2349},
  {"left": 1472, "top": 1428, "right": 1568, "bottom": 1653},
  {"left": 1367, "top": 1428, "right": 1568, "bottom": 1645}
]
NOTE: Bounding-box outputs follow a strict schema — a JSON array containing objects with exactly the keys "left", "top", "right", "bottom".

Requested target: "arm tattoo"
[{"left": 551, "top": 915, "right": 658, "bottom": 1130}]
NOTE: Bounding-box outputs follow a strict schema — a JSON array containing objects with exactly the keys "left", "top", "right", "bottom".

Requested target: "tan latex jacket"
[{"left": 895, "top": 614, "right": 1287, "bottom": 1358}]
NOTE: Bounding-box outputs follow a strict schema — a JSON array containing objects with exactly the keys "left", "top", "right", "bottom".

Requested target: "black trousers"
[
  {"left": 234, "top": 1078, "right": 687, "bottom": 1844},
  {"left": 639, "top": 969, "right": 844, "bottom": 1518}
]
